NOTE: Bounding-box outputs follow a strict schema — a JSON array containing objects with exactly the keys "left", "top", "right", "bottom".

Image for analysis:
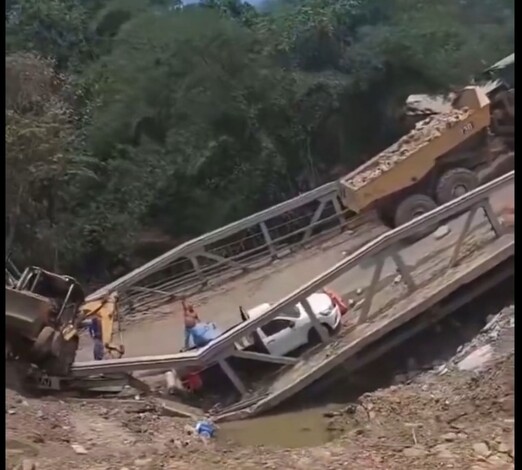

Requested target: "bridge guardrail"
[{"left": 88, "top": 181, "right": 377, "bottom": 313}]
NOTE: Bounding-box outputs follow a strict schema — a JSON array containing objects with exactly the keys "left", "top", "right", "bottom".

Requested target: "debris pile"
[
  {"left": 436, "top": 304, "right": 514, "bottom": 375},
  {"left": 344, "top": 107, "right": 471, "bottom": 190},
  {"left": 324, "top": 353, "right": 513, "bottom": 469}
]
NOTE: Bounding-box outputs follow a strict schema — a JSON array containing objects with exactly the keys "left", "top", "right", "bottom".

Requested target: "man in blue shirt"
[
  {"left": 184, "top": 320, "right": 221, "bottom": 349},
  {"left": 182, "top": 300, "right": 221, "bottom": 350},
  {"left": 87, "top": 317, "right": 104, "bottom": 360}
]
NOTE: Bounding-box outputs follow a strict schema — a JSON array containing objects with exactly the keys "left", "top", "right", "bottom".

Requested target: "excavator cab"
[
  {"left": 15, "top": 266, "right": 85, "bottom": 325},
  {"left": 475, "top": 54, "right": 514, "bottom": 144},
  {"left": 6, "top": 267, "right": 86, "bottom": 376},
  {"left": 6, "top": 269, "right": 17, "bottom": 287},
  {"left": 6, "top": 255, "right": 20, "bottom": 287},
  {"left": 6, "top": 265, "right": 125, "bottom": 378}
]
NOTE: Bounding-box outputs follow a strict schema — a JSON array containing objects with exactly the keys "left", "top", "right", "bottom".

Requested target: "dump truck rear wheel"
[
  {"left": 377, "top": 207, "right": 395, "bottom": 229},
  {"left": 436, "top": 168, "right": 478, "bottom": 205},
  {"left": 393, "top": 194, "right": 438, "bottom": 241},
  {"left": 394, "top": 194, "right": 437, "bottom": 228}
]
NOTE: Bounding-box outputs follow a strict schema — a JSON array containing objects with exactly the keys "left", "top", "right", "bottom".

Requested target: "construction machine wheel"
[
  {"left": 436, "top": 168, "right": 479, "bottom": 205},
  {"left": 393, "top": 194, "right": 438, "bottom": 241},
  {"left": 376, "top": 207, "right": 395, "bottom": 229},
  {"left": 307, "top": 324, "right": 331, "bottom": 346},
  {"left": 44, "top": 335, "right": 79, "bottom": 376},
  {"left": 31, "top": 326, "right": 56, "bottom": 360},
  {"left": 394, "top": 194, "right": 437, "bottom": 227}
]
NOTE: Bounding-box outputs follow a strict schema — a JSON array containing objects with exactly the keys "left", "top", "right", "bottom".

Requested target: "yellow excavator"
[{"left": 6, "top": 266, "right": 125, "bottom": 377}]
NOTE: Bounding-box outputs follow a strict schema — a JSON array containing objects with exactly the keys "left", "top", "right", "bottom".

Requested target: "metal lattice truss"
[{"left": 88, "top": 182, "right": 373, "bottom": 315}]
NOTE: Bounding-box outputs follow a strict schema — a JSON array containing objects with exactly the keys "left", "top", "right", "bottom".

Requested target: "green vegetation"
[{"left": 5, "top": 0, "right": 514, "bottom": 281}]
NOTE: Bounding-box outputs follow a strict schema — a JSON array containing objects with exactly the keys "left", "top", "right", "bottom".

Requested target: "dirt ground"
[
  {"left": 76, "top": 183, "right": 513, "bottom": 360},
  {"left": 6, "top": 305, "right": 514, "bottom": 470}
]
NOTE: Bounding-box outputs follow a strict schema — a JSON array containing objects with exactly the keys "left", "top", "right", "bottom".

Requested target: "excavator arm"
[{"left": 79, "top": 292, "right": 125, "bottom": 359}]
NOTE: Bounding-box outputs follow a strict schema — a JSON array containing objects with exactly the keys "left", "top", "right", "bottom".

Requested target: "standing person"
[
  {"left": 182, "top": 299, "right": 200, "bottom": 323},
  {"left": 183, "top": 299, "right": 201, "bottom": 350},
  {"left": 182, "top": 299, "right": 220, "bottom": 350},
  {"left": 88, "top": 316, "right": 104, "bottom": 361}
]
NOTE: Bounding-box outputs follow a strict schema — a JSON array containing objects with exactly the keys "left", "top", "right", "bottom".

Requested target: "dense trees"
[{"left": 5, "top": 0, "right": 514, "bottom": 280}]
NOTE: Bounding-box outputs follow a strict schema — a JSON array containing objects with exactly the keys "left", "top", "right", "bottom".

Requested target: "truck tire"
[
  {"left": 44, "top": 335, "right": 79, "bottom": 376},
  {"left": 436, "top": 168, "right": 478, "bottom": 205},
  {"left": 307, "top": 324, "right": 332, "bottom": 346},
  {"left": 32, "top": 326, "right": 55, "bottom": 359},
  {"left": 393, "top": 194, "right": 438, "bottom": 241},
  {"left": 393, "top": 194, "right": 437, "bottom": 227}
]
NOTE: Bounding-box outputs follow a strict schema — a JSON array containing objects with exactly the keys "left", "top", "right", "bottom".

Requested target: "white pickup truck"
[
  {"left": 174, "top": 289, "right": 346, "bottom": 393},
  {"left": 239, "top": 291, "right": 343, "bottom": 357}
]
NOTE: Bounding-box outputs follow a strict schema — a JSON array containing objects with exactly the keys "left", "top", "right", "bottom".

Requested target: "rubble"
[
  {"left": 71, "top": 444, "right": 88, "bottom": 455},
  {"left": 441, "top": 305, "right": 514, "bottom": 373},
  {"left": 457, "top": 345, "right": 493, "bottom": 371},
  {"left": 433, "top": 225, "right": 451, "bottom": 240},
  {"left": 472, "top": 442, "right": 491, "bottom": 458}
]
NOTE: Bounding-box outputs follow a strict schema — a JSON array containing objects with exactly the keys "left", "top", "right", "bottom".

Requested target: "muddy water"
[{"left": 218, "top": 406, "right": 342, "bottom": 448}]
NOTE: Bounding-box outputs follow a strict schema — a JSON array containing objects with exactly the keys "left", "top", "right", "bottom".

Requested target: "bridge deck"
[
  {"left": 76, "top": 182, "right": 513, "bottom": 360},
  {"left": 71, "top": 220, "right": 506, "bottom": 376},
  {"left": 215, "top": 234, "right": 513, "bottom": 421},
  {"left": 70, "top": 177, "right": 513, "bottom": 419}
]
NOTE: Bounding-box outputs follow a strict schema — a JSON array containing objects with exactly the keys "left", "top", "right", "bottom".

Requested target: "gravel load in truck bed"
[{"left": 346, "top": 107, "right": 471, "bottom": 190}]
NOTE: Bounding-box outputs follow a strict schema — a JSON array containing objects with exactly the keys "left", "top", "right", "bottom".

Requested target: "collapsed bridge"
[{"left": 69, "top": 172, "right": 514, "bottom": 420}]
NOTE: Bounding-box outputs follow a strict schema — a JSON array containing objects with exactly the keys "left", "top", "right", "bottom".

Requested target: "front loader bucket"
[{"left": 5, "top": 287, "right": 51, "bottom": 341}]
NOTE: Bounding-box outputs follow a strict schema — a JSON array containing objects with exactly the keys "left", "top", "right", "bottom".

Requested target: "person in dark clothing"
[{"left": 88, "top": 317, "right": 104, "bottom": 361}]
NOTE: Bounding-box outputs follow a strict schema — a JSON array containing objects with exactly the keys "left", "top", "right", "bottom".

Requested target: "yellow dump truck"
[{"left": 338, "top": 85, "right": 504, "bottom": 229}]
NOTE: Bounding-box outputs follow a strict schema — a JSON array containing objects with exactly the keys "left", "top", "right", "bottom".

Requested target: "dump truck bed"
[{"left": 339, "top": 87, "right": 491, "bottom": 213}]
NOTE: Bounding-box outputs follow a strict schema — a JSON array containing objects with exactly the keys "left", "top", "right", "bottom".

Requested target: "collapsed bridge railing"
[
  {"left": 72, "top": 171, "right": 514, "bottom": 391},
  {"left": 87, "top": 181, "right": 375, "bottom": 315}
]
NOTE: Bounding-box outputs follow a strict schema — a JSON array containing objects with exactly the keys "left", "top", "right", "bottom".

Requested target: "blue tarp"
[{"left": 185, "top": 322, "right": 222, "bottom": 349}]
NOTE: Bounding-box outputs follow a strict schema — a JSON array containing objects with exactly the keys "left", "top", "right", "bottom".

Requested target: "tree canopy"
[{"left": 5, "top": 0, "right": 514, "bottom": 281}]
